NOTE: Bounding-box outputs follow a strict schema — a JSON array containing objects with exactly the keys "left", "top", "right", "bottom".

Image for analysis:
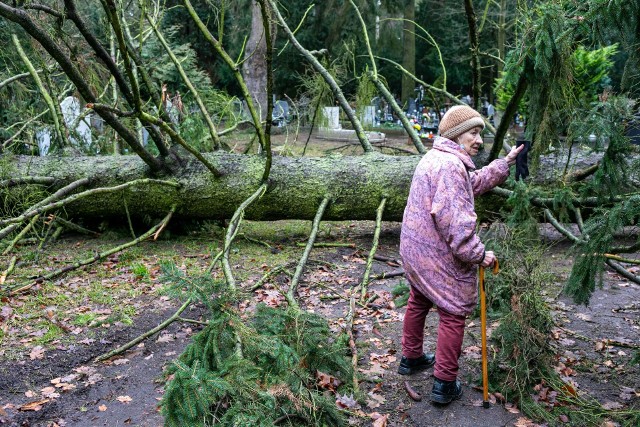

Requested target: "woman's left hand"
[{"left": 505, "top": 144, "right": 525, "bottom": 166}]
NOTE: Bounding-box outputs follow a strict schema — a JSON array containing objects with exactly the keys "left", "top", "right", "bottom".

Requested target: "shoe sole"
[
  {"left": 397, "top": 360, "right": 436, "bottom": 375},
  {"left": 430, "top": 389, "right": 463, "bottom": 404}
]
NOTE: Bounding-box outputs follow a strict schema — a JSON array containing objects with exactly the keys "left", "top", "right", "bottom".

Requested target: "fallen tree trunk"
[{"left": 8, "top": 153, "right": 421, "bottom": 222}]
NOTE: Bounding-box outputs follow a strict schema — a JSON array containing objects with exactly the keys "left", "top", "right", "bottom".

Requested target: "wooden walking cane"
[{"left": 480, "top": 259, "right": 499, "bottom": 409}]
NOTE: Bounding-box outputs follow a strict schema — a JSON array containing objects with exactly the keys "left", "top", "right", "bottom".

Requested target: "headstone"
[
  {"left": 272, "top": 100, "right": 290, "bottom": 126},
  {"left": 361, "top": 106, "right": 375, "bottom": 127},
  {"left": 407, "top": 98, "right": 417, "bottom": 116},
  {"left": 35, "top": 128, "right": 51, "bottom": 156},
  {"left": 60, "top": 96, "right": 92, "bottom": 149},
  {"left": 322, "top": 106, "right": 341, "bottom": 129}
]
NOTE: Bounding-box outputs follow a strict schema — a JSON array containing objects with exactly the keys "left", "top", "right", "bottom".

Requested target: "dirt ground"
[{"left": 1, "top": 131, "right": 638, "bottom": 426}]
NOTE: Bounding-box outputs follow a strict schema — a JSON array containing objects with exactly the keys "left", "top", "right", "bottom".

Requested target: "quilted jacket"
[{"left": 399, "top": 136, "right": 509, "bottom": 316}]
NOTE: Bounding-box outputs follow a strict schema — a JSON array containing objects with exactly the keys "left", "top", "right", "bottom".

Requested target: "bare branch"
[
  {"left": 145, "top": 10, "right": 222, "bottom": 151},
  {"left": 287, "top": 196, "right": 331, "bottom": 310},
  {"left": 269, "top": 0, "right": 374, "bottom": 153},
  {"left": 0, "top": 2, "right": 163, "bottom": 170},
  {"left": 0, "top": 179, "right": 179, "bottom": 228}
]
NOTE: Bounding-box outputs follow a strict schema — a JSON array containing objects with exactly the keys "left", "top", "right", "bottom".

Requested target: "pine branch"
[
  {"left": 13, "top": 34, "right": 66, "bottom": 146},
  {"left": 0, "top": 2, "right": 163, "bottom": 171},
  {"left": 544, "top": 208, "right": 585, "bottom": 244},
  {"left": 0, "top": 177, "right": 90, "bottom": 240},
  {"left": 370, "top": 77, "right": 426, "bottom": 153}
]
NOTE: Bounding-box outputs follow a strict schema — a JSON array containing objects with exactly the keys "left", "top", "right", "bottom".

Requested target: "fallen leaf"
[
  {"left": 29, "top": 346, "right": 45, "bottom": 360},
  {"left": 112, "top": 358, "right": 129, "bottom": 365},
  {"left": 19, "top": 399, "right": 50, "bottom": 412},
  {"left": 0, "top": 306, "right": 13, "bottom": 321},
  {"left": 40, "top": 387, "right": 60, "bottom": 399},
  {"left": 24, "top": 390, "right": 36, "bottom": 398},
  {"left": 316, "top": 370, "right": 341, "bottom": 392},
  {"left": 558, "top": 414, "right": 569, "bottom": 423},
  {"left": 372, "top": 414, "right": 389, "bottom": 427},
  {"left": 602, "top": 401, "right": 624, "bottom": 410},
  {"left": 98, "top": 405, "right": 107, "bottom": 412},
  {"left": 505, "top": 402, "right": 520, "bottom": 414},
  {"left": 620, "top": 386, "right": 638, "bottom": 400},
  {"left": 574, "top": 313, "right": 593, "bottom": 322},
  {"left": 116, "top": 395, "right": 132, "bottom": 404},
  {"left": 156, "top": 333, "right": 175, "bottom": 343},
  {"left": 335, "top": 393, "right": 358, "bottom": 409}
]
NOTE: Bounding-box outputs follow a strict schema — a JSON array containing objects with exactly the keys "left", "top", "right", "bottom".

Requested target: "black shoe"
[
  {"left": 397, "top": 353, "right": 436, "bottom": 375},
  {"left": 430, "top": 377, "right": 463, "bottom": 404}
]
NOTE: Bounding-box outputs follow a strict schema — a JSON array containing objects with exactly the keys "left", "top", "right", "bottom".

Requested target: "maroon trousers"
[{"left": 402, "top": 285, "right": 467, "bottom": 381}]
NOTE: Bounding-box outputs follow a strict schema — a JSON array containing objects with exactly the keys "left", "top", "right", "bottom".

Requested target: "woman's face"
[{"left": 457, "top": 126, "right": 483, "bottom": 156}]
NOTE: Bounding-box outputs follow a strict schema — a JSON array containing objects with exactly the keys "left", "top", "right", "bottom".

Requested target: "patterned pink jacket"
[{"left": 399, "top": 137, "right": 509, "bottom": 316}]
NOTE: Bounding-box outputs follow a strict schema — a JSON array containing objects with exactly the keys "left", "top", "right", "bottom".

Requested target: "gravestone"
[
  {"left": 360, "top": 106, "right": 375, "bottom": 127},
  {"left": 60, "top": 96, "right": 92, "bottom": 149},
  {"left": 322, "top": 106, "right": 341, "bottom": 129},
  {"left": 35, "top": 128, "right": 51, "bottom": 156}
]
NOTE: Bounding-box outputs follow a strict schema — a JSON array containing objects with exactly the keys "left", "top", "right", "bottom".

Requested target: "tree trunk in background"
[
  {"left": 401, "top": 0, "right": 416, "bottom": 107},
  {"left": 621, "top": 7, "right": 640, "bottom": 98},
  {"left": 243, "top": 1, "right": 268, "bottom": 120}
]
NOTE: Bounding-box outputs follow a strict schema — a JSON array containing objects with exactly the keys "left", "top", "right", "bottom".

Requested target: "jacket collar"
[{"left": 433, "top": 136, "right": 476, "bottom": 170}]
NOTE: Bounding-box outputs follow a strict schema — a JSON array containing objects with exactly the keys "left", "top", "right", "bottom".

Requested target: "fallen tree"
[{"left": 7, "top": 152, "right": 419, "bottom": 222}]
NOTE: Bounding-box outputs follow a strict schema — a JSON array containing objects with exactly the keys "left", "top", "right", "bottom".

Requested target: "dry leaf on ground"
[
  {"left": 18, "top": 399, "right": 50, "bottom": 412},
  {"left": 29, "top": 346, "right": 45, "bottom": 360}
]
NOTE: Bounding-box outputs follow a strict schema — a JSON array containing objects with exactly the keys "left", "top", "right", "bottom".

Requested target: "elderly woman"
[{"left": 397, "top": 105, "right": 523, "bottom": 404}]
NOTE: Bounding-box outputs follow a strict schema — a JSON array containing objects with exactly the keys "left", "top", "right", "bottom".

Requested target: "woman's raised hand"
[{"left": 504, "top": 144, "right": 525, "bottom": 166}]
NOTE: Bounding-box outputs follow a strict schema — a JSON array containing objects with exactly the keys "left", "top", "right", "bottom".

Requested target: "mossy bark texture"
[{"left": 10, "top": 153, "right": 422, "bottom": 222}]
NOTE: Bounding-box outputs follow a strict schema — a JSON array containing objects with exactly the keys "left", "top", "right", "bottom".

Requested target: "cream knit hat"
[{"left": 438, "top": 105, "right": 485, "bottom": 140}]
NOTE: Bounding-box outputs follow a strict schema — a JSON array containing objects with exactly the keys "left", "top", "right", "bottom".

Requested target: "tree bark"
[
  {"left": 9, "top": 153, "right": 421, "bottom": 222},
  {"left": 243, "top": 1, "right": 269, "bottom": 121}
]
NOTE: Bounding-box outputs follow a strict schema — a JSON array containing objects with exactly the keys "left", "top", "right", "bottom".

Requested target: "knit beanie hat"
[{"left": 438, "top": 105, "right": 485, "bottom": 140}]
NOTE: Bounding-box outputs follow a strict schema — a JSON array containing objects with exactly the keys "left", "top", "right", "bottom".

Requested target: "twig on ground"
[
  {"left": 345, "top": 287, "right": 360, "bottom": 392},
  {"left": 95, "top": 298, "right": 192, "bottom": 362},
  {"left": 605, "top": 260, "right": 640, "bottom": 285},
  {"left": 0, "top": 256, "right": 17, "bottom": 285},
  {"left": 52, "top": 217, "right": 100, "bottom": 237},
  {"left": 287, "top": 197, "right": 331, "bottom": 310},
  {"left": 5, "top": 205, "right": 177, "bottom": 296},
  {"left": 295, "top": 242, "right": 356, "bottom": 248},
  {"left": 360, "top": 198, "right": 386, "bottom": 303}
]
